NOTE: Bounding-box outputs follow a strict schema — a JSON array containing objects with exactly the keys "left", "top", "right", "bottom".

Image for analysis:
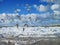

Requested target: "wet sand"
[{"left": 0, "top": 37, "right": 60, "bottom": 45}]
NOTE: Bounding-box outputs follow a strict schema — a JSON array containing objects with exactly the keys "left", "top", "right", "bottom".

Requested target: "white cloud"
[
  {"left": 34, "top": 4, "right": 48, "bottom": 12},
  {"left": 53, "top": 11, "right": 60, "bottom": 19},
  {"left": 40, "top": 12, "right": 50, "bottom": 18},
  {"left": 54, "top": 11, "right": 60, "bottom": 14},
  {"left": 15, "top": 9, "right": 21, "bottom": 13},
  {"left": 0, "top": 13, "right": 6, "bottom": 19},
  {"left": 51, "top": 4, "right": 60, "bottom": 19},
  {"left": 41, "top": 0, "right": 50, "bottom": 2},
  {"left": 40, "top": 0, "right": 55, "bottom": 2},
  {"left": 51, "top": 4, "right": 60, "bottom": 10},
  {"left": 26, "top": 14, "right": 37, "bottom": 21},
  {"left": 34, "top": 4, "right": 37, "bottom": 8},
  {"left": 38, "top": 5, "right": 48, "bottom": 12}
]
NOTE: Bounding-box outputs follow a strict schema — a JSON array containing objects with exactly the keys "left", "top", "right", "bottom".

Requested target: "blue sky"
[{"left": 0, "top": 0, "right": 54, "bottom": 14}]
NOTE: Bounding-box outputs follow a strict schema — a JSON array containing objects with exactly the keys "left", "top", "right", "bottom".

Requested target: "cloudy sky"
[{"left": 0, "top": 0, "right": 60, "bottom": 26}]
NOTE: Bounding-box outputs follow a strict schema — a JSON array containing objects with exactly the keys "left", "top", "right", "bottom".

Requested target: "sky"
[
  {"left": 0, "top": 0, "right": 60, "bottom": 26},
  {"left": 0, "top": 0, "right": 54, "bottom": 14}
]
